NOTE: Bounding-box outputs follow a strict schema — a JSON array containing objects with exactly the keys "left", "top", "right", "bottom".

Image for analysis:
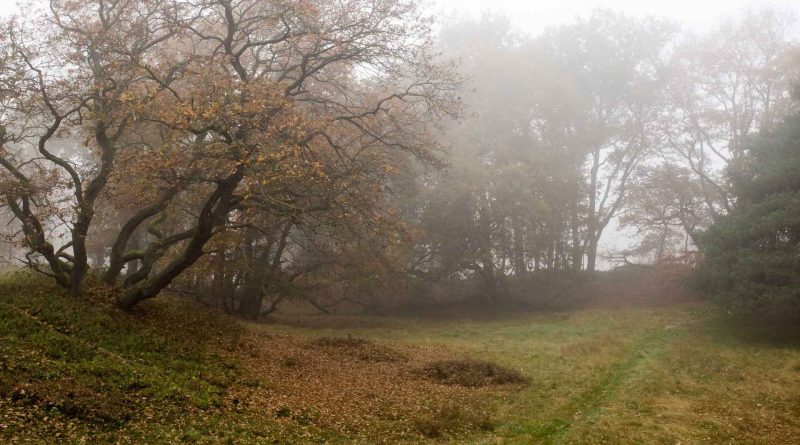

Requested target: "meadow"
[{"left": 2, "top": 273, "right": 799, "bottom": 444}]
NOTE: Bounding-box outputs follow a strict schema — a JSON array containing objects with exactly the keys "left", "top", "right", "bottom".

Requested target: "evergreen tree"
[{"left": 698, "top": 109, "right": 800, "bottom": 315}]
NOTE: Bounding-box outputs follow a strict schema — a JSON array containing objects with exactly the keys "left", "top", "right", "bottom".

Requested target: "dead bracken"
[{"left": 417, "top": 359, "right": 529, "bottom": 387}]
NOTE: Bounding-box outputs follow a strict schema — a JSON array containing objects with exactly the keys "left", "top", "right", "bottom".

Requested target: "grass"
[{"left": 2, "top": 272, "right": 800, "bottom": 443}]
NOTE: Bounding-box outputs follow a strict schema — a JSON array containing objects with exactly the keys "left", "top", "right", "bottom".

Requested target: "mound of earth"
[
  {"left": 308, "top": 336, "right": 407, "bottom": 362},
  {"left": 418, "top": 359, "right": 528, "bottom": 387}
]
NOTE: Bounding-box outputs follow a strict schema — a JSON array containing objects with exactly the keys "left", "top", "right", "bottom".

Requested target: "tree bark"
[{"left": 117, "top": 168, "right": 243, "bottom": 311}]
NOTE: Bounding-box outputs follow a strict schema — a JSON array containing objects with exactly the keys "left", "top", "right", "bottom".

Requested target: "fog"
[
  {"left": 435, "top": 0, "right": 800, "bottom": 34},
  {"left": 429, "top": 0, "right": 800, "bottom": 269},
  {"left": 0, "top": 0, "right": 798, "bottom": 296},
  {"left": 4, "top": 1, "right": 800, "bottom": 443}
]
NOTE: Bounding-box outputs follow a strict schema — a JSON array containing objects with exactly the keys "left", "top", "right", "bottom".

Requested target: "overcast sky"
[
  {"left": 2, "top": 0, "right": 798, "bottom": 30},
  {"left": 0, "top": 1, "right": 14, "bottom": 15},
  {"left": 433, "top": 0, "right": 800, "bottom": 35}
]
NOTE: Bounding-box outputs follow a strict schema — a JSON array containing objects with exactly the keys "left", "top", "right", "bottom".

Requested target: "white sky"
[
  {"left": 433, "top": 0, "right": 800, "bottom": 35},
  {"left": 2, "top": 0, "right": 798, "bottom": 31},
  {"left": 0, "top": 1, "right": 21, "bottom": 16},
  {"left": 0, "top": 1, "right": 15, "bottom": 16}
]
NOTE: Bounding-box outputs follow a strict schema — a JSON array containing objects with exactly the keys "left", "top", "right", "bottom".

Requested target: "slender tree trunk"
[
  {"left": 213, "top": 250, "right": 228, "bottom": 310},
  {"left": 477, "top": 203, "right": 497, "bottom": 301},
  {"left": 236, "top": 228, "right": 264, "bottom": 319},
  {"left": 511, "top": 215, "right": 526, "bottom": 277},
  {"left": 586, "top": 236, "right": 598, "bottom": 272},
  {"left": 585, "top": 146, "right": 601, "bottom": 273},
  {"left": 569, "top": 181, "right": 583, "bottom": 271}
]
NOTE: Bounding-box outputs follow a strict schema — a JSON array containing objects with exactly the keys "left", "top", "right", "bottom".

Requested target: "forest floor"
[{"left": 2, "top": 272, "right": 800, "bottom": 444}]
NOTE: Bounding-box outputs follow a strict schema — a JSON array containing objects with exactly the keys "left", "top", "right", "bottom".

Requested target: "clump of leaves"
[
  {"left": 309, "top": 336, "right": 407, "bottom": 362},
  {"left": 418, "top": 359, "right": 528, "bottom": 387},
  {"left": 413, "top": 403, "right": 495, "bottom": 438},
  {"left": 312, "top": 336, "right": 368, "bottom": 348},
  {"left": 274, "top": 406, "right": 292, "bottom": 418},
  {"left": 281, "top": 356, "right": 300, "bottom": 368}
]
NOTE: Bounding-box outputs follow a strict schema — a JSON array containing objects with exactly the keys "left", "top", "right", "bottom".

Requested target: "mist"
[{"left": 1, "top": 0, "right": 800, "bottom": 443}]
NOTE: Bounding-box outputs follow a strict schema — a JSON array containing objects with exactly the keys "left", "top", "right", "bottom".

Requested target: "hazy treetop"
[
  {"left": 1, "top": 0, "right": 798, "bottom": 35},
  {"left": 434, "top": 0, "right": 800, "bottom": 36}
]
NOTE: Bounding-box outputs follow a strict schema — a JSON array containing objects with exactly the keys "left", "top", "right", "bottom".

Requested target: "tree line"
[{"left": 408, "top": 8, "right": 798, "bottom": 306}]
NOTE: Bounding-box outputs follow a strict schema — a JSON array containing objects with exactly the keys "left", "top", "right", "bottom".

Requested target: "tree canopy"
[{"left": 0, "top": 0, "right": 459, "bottom": 310}]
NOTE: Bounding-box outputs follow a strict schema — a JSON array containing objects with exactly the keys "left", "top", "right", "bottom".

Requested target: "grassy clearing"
[
  {"left": 2, "top": 272, "right": 800, "bottom": 443},
  {"left": 265, "top": 305, "right": 800, "bottom": 444}
]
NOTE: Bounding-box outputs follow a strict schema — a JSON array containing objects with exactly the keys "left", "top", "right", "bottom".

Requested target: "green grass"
[
  {"left": 264, "top": 306, "right": 800, "bottom": 444},
  {"left": 2, "top": 272, "right": 800, "bottom": 443},
  {"left": 0, "top": 272, "right": 250, "bottom": 443}
]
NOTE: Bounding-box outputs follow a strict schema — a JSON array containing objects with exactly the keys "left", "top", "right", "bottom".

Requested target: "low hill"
[{"left": 0, "top": 273, "right": 508, "bottom": 443}]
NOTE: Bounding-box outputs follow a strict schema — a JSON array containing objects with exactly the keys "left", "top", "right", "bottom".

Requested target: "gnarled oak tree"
[{"left": 0, "top": 0, "right": 458, "bottom": 310}]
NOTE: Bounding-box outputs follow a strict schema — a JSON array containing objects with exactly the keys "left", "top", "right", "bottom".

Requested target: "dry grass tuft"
[
  {"left": 417, "top": 358, "right": 529, "bottom": 387},
  {"left": 311, "top": 335, "right": 370, "bottom": 348},
  {"left": 412, "top": 402, "right": 496, "bottom": 438}
]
